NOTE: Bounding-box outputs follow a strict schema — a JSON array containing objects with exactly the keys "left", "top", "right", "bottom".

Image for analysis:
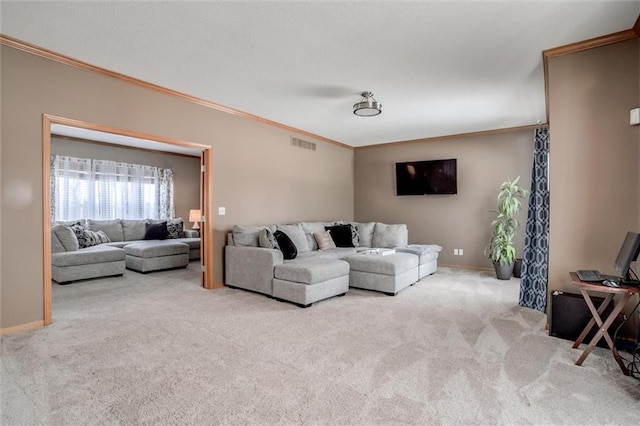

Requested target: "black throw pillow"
[
  {"left": 274, "top": 230, "right": 297, "bottom": 260},
  {"left": 144, "top": 221, "right": 168, "bottom": 240},
  {"left": 325, "top": 224, "right": 354, "bottom": 248}
]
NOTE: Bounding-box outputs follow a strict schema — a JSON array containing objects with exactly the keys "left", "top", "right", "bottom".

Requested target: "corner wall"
[
  {"left": 354, "top": 129, "right": 534, "bottom": 269},
  {"left": 0, "top": 45, "right": 354, "bottom": 329},
  {"left": 547, "top": 38, "right": 640, "bottom": 293}
]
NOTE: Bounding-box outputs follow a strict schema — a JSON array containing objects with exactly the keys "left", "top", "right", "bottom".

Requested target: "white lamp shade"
[{"left": 189, "top": 209, "right": 201, "bottom": 230}]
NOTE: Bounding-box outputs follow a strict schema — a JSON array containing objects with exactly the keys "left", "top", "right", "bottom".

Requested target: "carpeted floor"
[{"left": 1, "top": 265, "right": 639, "bottom": 425}]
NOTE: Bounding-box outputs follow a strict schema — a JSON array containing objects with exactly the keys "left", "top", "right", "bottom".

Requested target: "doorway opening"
[{"left": 42, "top": 114, "right": 215, "bottom": 326}]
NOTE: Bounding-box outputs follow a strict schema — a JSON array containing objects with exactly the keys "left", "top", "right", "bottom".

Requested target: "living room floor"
[{"left": 3, "top": 267, "right": 639, "bottom": 424}]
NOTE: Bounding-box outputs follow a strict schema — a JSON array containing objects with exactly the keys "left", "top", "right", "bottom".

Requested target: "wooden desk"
[{"left": 569, "top": 272, "right": 640, "bottom": 375}]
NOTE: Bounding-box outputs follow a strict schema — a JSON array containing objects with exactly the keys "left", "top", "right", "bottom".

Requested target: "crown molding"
[
  {"left": 543, "top": 29, "right": 637, "bottom": 59},
  {"left": 355, "top": 124, "right": 545, "bottom": 150},
  {"left": 0, "top": 34, "right": 352, "bottom": 150}
]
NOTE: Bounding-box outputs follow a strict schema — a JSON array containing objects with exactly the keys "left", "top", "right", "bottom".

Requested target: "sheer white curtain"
[
  {"left": 50, "top": 155, "right": 93, "bottom": 221},
  {"left": 51, "top": 155, "right": 174, "bottom": 221}
]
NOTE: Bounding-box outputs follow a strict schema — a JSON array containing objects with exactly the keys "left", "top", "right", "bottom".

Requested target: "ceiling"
[
  {"left": 2, "top": 1, "right": 639, "bottom": 147},
  {"left": 50, "top": 124, "right": 203, "bottom": 157}
]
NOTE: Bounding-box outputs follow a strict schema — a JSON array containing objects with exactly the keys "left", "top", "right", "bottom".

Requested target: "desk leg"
[
  {"left": 575, "top": 291, "right": 630, "bottom": 376},
  {"left": 572, "top": 292, "right": 613, "bottom": 349}
]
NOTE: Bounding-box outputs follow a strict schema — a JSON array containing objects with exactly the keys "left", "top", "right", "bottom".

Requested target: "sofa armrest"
[
  {"left": 183, "top": 229, "right": 200, "bottom": 238},
  {"left": 225, "top": 245, "right": 283, "bottom": 295}
]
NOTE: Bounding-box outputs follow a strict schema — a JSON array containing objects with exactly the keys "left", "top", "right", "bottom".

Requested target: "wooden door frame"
[{"left": 42, "top": 114, "right": 215, "bottom": 326}]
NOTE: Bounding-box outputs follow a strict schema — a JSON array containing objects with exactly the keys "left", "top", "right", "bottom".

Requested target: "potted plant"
[{"left": 487, "top": 177, "right": 528, "bottom": 280}]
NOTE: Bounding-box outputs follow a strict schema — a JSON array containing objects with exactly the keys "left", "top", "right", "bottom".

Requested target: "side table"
[{"left": 569, "top": 272, "right": 640, "bottom": 376}]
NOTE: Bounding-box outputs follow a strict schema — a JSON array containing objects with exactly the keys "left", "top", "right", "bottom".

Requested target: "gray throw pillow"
[
  {"left": 232, "top": 225, "right": 266, "bottom": 247},
  {"left": 122, "top": 219, "right": 148, "bottom": 241},
  {"left": 372, "top": 223, "right": 408, "bottom": 248},
  {"left": 276, "top": 224, "right": 309, "bottom": 252},
  {"left": 357, "top": 222, "right": 376, "bottom": 247},
  {"left": 52, "top": 225, "right": 79, "bottom": 252}
]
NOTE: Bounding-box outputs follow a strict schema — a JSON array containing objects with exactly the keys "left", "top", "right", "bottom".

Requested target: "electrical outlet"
[
  {"left": 454, "top": 249, "right": 459, "bottom": 255},
  {"left": 459, "top": 249, "right": 463, "bottom": 256}
]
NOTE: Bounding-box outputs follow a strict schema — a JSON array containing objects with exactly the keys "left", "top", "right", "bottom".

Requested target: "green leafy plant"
[{"left": 488, "top": 176, "right": 528, "bottom": 265}]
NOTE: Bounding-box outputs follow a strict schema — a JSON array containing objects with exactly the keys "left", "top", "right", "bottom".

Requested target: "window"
[{"left": 51, "top": 155, "right": 174, "bottom": 221}]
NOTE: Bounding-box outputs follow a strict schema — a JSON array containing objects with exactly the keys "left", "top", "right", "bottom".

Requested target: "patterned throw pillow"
[
  {"left": 259, "top": 228, "right": 280, "bottom": 250},
  {"left": 167, "top": 218, "right": 184, "bottom": 239},
  {"left": 349, "top": 223, "right": 360, "bottom": 247},
  {"left": 69, "top": 223, "right": 91, "bottom": 249},
  {"left": 82, "top": 229, "right": 112, "bottom": 248},
  {"left": 93, "top": 230, "right": 112, "bottom": 244}
]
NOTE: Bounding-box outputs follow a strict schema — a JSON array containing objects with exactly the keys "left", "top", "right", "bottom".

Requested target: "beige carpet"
[{"left": 1, "top": 265, "right": 639, "bottom": 425}]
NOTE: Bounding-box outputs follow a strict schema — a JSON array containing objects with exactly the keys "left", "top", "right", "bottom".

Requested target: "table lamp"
[{"left": 189, "top": 209, "right": 201, "bottom": 230}]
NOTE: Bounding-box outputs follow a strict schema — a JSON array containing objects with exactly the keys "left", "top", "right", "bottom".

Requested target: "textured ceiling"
[{"left": 2, "top": 1, "right": 639, "bottom": 147}]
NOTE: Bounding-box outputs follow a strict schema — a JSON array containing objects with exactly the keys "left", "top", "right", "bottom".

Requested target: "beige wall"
[
  {"left": 1, "top": 45, "right": 354, "bottom": 328},
  {"left": 51, "top": 138, "right": 201, "bottom": 224},
  {"left": 548, "top": 38, "right": 639, "bottom": 294},
  {"left": 354, "top": 130, "right": 534, "bottom": 268}
]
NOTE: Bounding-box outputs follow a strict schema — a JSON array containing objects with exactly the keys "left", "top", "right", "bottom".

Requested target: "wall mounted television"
[{"left": 395, "top": 159, "right": 457, "bottom": 195}]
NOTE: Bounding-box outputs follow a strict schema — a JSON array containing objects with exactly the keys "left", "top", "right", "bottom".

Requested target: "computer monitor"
[{"left": 613, "top": 231, "right": 640, "bottom": 284}]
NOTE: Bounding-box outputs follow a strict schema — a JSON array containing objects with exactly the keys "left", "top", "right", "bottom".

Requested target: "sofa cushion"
[
  {"left": 274, "top": 259, "right": 349, "bottom": 285},
  {"left": 51, "top": 245, "right": 125, "bottom": 267},
  {"left": 314, "top": 230, "right": 336, "bottom": 251},
  {"left": 124, "top": 241, "right": 189, "bottom": 258},
  {"left": 52, "top": 225, "right": 79, "bottom": 252},
  {"left": 301, "top": 222, "right": 325, "bottom": 251},
  {"left": 344, "top": 252, "right": 418, "bottom": 276},
  {"left": 372, "top": 223, "right": 408, "bottom": 248},
  {"left": 276, "top": 224, "right": 309, "bottom": 252},
  {"left": 232, "top": 225, "right": 271, "bottom": 247},
  {"left": 325, "top": 224, "right": 354, "bottom": 248},
  {"left": 144, "top": 222, "right": 167, "bottom": 240},
  {"left": 122, "top": 219, "right": 148, "bottom": 241},
  {"left": 357, "top": 222, "right": 376, "bottom": 247},
  {"left": 167, "top": 218, "right": 184, "bottom": 239},
  {"left": 258, "top": 228, "right": 280, "bottom": 250},
  {"left": 87, "top": 219, "right": 125, "bottom": 242},
  {"left": 274, "top": 230, "right": 297, "bottom": 260}
]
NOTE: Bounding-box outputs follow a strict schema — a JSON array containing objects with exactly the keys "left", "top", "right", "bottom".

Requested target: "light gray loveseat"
[
  {"left": 51, "top": 218, "right": 200, "bottom": 284},
  {"left": 225, "top": 221, "right": 441, "bottom": 307}
]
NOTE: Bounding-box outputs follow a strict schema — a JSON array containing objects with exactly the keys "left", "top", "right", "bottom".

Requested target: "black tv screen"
[{"left": 395, "top": 159, "right": 457, "bottom": 195}]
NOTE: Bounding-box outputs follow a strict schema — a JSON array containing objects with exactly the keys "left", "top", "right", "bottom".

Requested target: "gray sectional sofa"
[
  {"left": 225, "top": 221, "right": 441, "bottom": 307},
  {"left": 51, "top": 218, "right": 200, "bottom": 284}
]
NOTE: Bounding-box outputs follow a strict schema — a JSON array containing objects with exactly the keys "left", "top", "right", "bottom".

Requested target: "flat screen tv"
[{"left": 395, "top": 159, "right": 457, "bottom": 195}]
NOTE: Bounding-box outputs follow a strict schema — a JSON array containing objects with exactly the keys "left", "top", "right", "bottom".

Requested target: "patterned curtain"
[
  {"left": 158, "top": 168, "right": 174, "bottom": 220},
  {"left": 519, "top": 128, "right": 550, "bottom": 312}
]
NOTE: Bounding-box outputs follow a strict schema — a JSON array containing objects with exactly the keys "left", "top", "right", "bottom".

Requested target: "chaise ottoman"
[
  {"left": 272, "top": 259, "right": 350, "bottom": 308},
  {"left": 396, "top": 244, "right": 442, "bottom": 279},
  {"left": 344, "top": 252, "right": 419, "bottom": 295},
  {"left": 124, "top": 241, "right": 190, "bottom": 273},
  {"left": 52, "top": 245, "right": 126, "bottom": 284}
]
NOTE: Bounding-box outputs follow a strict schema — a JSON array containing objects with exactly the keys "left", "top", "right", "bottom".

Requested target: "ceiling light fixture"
[{"left": 353, "top": 91, "right": 382, "bottom": 117}]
